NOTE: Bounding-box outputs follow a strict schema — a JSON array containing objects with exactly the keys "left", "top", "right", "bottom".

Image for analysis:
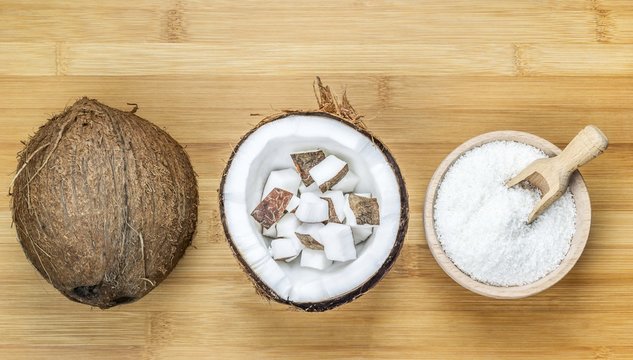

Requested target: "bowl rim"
[{"left": 423, "top": 130, "right": 591, "bottom": 299}]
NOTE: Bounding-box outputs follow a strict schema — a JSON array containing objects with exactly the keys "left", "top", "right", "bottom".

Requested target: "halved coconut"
[{"left": 219, "top": 78, "right": 409, "bottom": 312}]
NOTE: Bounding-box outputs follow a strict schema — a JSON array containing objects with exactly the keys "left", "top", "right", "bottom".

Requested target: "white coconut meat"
[
  {"left": 222, "top": 114, "right": 402, "bottom": 304},
  {"left": 270, "top": 237, "right": 302, "bottom": 261},
  {"left": 319, "top": 223, "right": 357, "bottom": 262},
  {"left": 331, "top": 171, "right": 360, "bottom": 193},
  {"left": 299, "top": 182, "right": 321, "bottom": 195},
  {"left": 352, "top": 227, "right": 373, "bottom": 244},
  {"left": 294, "top": 193, "right": 329, "bottom": 223},
  {"left": 262, "top": 224, "right": 277, "bottom": 238},
  {"left": 295, "top": 223, "right": 324, "bottom": 250},
  {"left": 301, "top": 249, "right": 332, "bottom": 270},
  {"left": 343, "top": 193, "right": 379, "bottom": 227},
  {"left": 276, "top": 213, "right": 301, "bottom": 238},
  {"left": 309, "top": 155, "right": 349, "bottom": 192},
  {"left": 262, "top": 168, "right": 301, "bottom": 199},
  {"left": 286, "top": 195, "right": 301, "bottom": 212},
  {"left": 321, "top": 190, "right": 346, "bottom": 223}
]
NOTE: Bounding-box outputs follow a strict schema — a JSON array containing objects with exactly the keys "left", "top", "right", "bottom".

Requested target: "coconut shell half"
[
  {"left": 11, "top": 98, "right": 198, "bottom": 309},
  {"left": 219, "top": 78, "right": 409, "bottom": 312}
]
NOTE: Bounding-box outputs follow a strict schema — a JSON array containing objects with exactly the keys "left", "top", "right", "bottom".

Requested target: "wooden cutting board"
[{"left": 1, "top": 1, "right": 632, "bottom": 359}]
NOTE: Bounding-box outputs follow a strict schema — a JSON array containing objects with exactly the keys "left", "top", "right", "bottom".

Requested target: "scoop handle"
[{"left": 557, "top": 125, "right": 608, "bottom": 173}]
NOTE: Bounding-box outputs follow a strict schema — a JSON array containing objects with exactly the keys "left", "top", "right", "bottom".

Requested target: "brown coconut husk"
[
  {"left": 219, "top": 77, "right": 409, "bottom": 312},
  {"left": 10, "top": 98, "right": 198, "bottom": 309}
]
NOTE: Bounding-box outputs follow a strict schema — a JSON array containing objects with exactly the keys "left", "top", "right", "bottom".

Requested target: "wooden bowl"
[{"left": 423, "top": 131, "right": 591, "bottom": 299}]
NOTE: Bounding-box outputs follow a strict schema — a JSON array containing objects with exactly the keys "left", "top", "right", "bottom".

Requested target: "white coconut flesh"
[
  {"left": 321, "top": 191, "right": 346, "bottom": 222},
  {"left": 222, "top": 114, "right": 402, "bottom": 304},
  {"left": 295, "top": 193, "right": 329, "bottom": 223}
]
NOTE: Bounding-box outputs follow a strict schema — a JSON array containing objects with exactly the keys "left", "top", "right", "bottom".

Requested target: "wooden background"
[{"left": 1, "top": 1, "right": 632, "bottom": 358}]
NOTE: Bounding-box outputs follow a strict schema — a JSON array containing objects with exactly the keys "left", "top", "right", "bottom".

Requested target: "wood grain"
[{"left": 1, "top": 1, "right": 632, "bottom": 359}]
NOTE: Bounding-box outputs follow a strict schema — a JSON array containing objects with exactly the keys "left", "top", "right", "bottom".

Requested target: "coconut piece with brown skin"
[
  {"left": 331, "top": 171, "right": 359, "bottom": 193},
  {"left": 309, "top": 155, "right": 349, "bottom": 193},
  {"left": 251, "top": 187, "right": 294, "bottom": 229},
  {"left": 345, "top": 193, "right": 380, "bottom": 226},
  {"left": 294, "top": 192, "right": 329, "bottom": 223},
  {"left": 319, "top": 223, "right": 356, "bottom": 262},
  {"left": 295, "top": 223, "right": 324, "bottom": 250},
  {"left": 322, "top": 197, "right": 338, "bottom": 223},
  {"left": 10, "top": 98, "right": 198, "bottom": 309},
  {"left": 219, "top": 77, "right": 409, "bottom": 312},
  {"left": 321, "top": 190, "right": 346, "bottom": 223},
  {"left": 262, "top": 169, "right": 301, "bottom": 199},
  {"left": 291, "top": 150, "right": 326, "bottom": 186}
]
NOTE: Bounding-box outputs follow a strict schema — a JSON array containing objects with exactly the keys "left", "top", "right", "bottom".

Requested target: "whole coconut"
[{"left": 11, "top": 98, "right": 198, "bottom": 309}]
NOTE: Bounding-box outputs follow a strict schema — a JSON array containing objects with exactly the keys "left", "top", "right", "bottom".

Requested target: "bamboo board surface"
[{"left": 1, "top": 1, "right": 633, "bottom": 359}]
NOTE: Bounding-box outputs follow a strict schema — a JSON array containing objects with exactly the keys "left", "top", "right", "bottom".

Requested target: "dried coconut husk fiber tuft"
[
  {"left": 10, "top": 98, "right": 198, "bottom": 309},
  {"left": 219, "top": 78, "right": 409, "bottom": 312}
]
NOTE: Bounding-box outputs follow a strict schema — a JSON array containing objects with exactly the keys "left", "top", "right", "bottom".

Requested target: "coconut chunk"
[
  {"left": 331, "top": 171, "right": 359, "bottom": 193},
  {"left": 290, "top": 150, "right": 326, "bottom": 186},
  {"left": 262, "top": 168, "right": 301, "bottom": 199},
  {"left": 262, "top": 224, "right": 277, "bottom": 238},
  {"left": 270, "top": 237, "right": 302, "bottom": 261},
  {"left": 343, "top": 193, "right": 380, "bottom": 226},
  {"left": 294, "top": 192, "right": 329, "bottom": 223},
  {"left": 352, "top": 226, "right": 373, "bottom": 244},
  {"left": 308, "top": 155, "right": 349, "bottom": 192},
  {"left": 251, "top": 188, "right": 293, "bottom": 229},
  {"left": 300, "top": 248, "right": 333, "bottom": 270},
  {"left": 321, "top": 190, "right": 346, "bottom": 223},
  {"left": 276, "top": 213, "right": 301, "bottom": 238},
  {"left": 319, "top": 223, "right": 356, "bottom": 262},
  {"left": 285, "top": 254, "right": 300, "bottom": 263},
  {"left": 299, "top": 182, "right": 321, "bottom": 195},
  {"left": 286, "top": 195, "right": 301, "bottom": 212},
  {"left": 296, "top": 234, "right": 323, "bottom": 250},
  {"left": 295, "top": 223, "right": 325, "bottom": 250},
  {"left": 321, "top": 197, "right": 338, "bottom": 224}
]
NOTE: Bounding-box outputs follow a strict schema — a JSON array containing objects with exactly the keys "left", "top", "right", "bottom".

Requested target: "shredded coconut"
[{"left": 434, "top": 140, "right": 576, "bottom": 287}]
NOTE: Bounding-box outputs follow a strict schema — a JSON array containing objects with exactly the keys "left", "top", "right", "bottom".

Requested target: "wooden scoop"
[{"left": 507, "top": 125, "right": 608, "bottom": 224}]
